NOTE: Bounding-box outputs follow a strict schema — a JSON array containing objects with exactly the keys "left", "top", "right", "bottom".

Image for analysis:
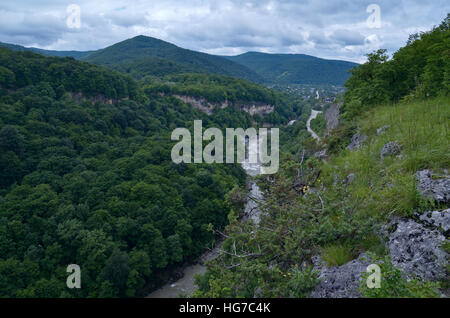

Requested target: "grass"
[
  {"left": 361, "top": 96, "right": 449, "bottom": 172},
  {"left": 321, "top": 244, "right": 355, "bottom": 267},
  {"left": 323, "top": 96, "right": 449, "bottom": 219}
]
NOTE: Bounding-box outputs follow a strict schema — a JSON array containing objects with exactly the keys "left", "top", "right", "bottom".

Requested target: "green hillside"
[
  {"left": 0, "top": 47, "right": 286, "bottom": 297},
  {"left": 0, "top": 42, "right": 93, "bottom": 59},
  {"left": 0, "top": 37, "right": 358, "bottom": 86},
  {"left": 142, "top": 73, "right": 303, "bottom": 125},
  {"left": 225, "top": 52, "right": 358, "bottom": 85},
  {"left": 81, "top": 36, "right": 264, "bottom": 82}
]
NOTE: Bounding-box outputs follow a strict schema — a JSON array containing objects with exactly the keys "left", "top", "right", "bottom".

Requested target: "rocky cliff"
[{"left": 173, "top": 94, "right": 275, "bottom": 116}]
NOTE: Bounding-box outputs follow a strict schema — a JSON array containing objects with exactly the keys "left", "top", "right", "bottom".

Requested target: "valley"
[{"left": 0, "top": 13, "right": 448, "bottom": 300}]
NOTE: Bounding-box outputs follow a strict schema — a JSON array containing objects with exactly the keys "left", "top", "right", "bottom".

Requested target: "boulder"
[
  {"left": 380, "top": 141, "right": 401, "bottom": 158},
  {"left": 310, "top": 254, "right": 372, "bottom": 298},
  {"left": 346, "top": 173, "right": 356, "bottom": 184},
  {"left": 416, "top": 170, "right": 450, "bottom": 204},
  {"left": 347, "top": 130, "right": 367, "bottom": 151}
]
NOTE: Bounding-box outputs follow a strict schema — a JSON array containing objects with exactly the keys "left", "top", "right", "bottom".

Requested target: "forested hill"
[
  {"left": 0, "top": 42, "right": 93, "bottom": 59},
  {"left": 0, "top": 47, "right": 308, "bottom": 297},
  {"left": 0, "top": 48, "right": 251, "bottom": 298},
  {"left": 225, "top": 52, "right": 358, "bottom": 85},
  {"left": 141, "top": 73, "right": 304, "bottom": 125},
  {"left": 0, "top": 36, "right": 358, "bottom": 85},
  {"left": 80, "top": 36, "right": 264, "bottom": 83},
  {"left": 0, "top": 48, "right": 137, "bottom": 100}
]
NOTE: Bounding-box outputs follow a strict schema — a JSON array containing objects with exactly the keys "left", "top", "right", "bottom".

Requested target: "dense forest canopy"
[
  {"left": 0, "top": 47, "right": 297, "bottom": 297},
  {"left": 0, "top": 48, "right": 137, "bottom": 100},
  {"left": 1, "top": 36, "right": 358, "bottom": 86},
  {"left": 142, "top": 73, "right": 305, "bottom": 126}
]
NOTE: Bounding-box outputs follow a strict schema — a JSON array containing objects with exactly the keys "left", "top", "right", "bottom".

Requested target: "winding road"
[{"left": 307, "top": 109, "right": 323, "bottom": 141}]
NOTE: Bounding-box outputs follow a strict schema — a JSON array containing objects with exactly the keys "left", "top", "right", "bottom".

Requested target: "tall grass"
[
  {"left": 361, "top": 96, "right": 449, "bottom": 172},
  {"left": 321, "top": 244, "right": 355, "bottom": 267},
  {"left": 324, "top": 96, "right": 449, "bottom": 219}
]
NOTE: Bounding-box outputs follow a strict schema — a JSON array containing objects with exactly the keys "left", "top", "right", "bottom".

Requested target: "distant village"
[{"left": 269, "top": 83, "right": 345, "bottom": 108}]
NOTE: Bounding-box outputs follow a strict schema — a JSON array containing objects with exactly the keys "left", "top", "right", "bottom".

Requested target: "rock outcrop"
[
  {"left": 386, "top": 217, "right": 448, "bottom": 282},
  {"left": 415, "top": 209, "right": 450, "bottom": 234},
  {"left": 310, "top": 254, "right": 372, "bottom": 298},
  {"left": 380, "top": 141, "right": 402, "bottom": 158},
  {"left": 416, "top": 170, "right": 450, "bottom": 204},
  {"left": 173, "top": 94, "right": 275, "bottom": 116},
  {"left": 314, "top": 148, "right": 328, "bottom": 160},
  {"left": 324, "top": 102, "right": 341, "bottom": 135},
  {"left": 347, "top": 129, "right": 367, "bottom": 151}
]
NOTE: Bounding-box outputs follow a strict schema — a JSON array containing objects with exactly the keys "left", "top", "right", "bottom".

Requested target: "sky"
[{"left": 0, "top": 0, "right": 448, "bottom": 63}]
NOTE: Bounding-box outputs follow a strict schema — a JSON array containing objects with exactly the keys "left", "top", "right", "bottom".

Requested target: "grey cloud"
[
  {"left": 0, "top": 0, "right": 449, "bottom": 62},
  {"left": 331, "top": 29, "right": 366, "bottom": 46}
]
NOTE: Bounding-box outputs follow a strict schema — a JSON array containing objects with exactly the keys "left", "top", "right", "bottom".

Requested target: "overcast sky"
[{"left": 0, "top": 0, "right": 448, "bottom": 63}]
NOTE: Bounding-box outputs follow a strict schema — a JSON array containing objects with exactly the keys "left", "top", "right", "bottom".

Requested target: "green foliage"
[
  {"left": 143, "top": 73, "right": 303, "bottom": 126},
  {"left": 343, "top": 16, "right": 449, "bottom": 119},
  {"left": 0, "top": 41, "right": 93, "bottom": 59},
  {"left": 0, "top": 49, "right": 252, "bottom": 297},
  {"left": 82, "top": 36, "right": 263, "bottom": 83},
  {"left": 0, "top": 47, "right": 137, "bottom": 99},
  {"left": 321, "top": 244, "right": 355, "bottom": 267},
  {"left": 194, "top": 21, "right": 449, "bottom": 299}
]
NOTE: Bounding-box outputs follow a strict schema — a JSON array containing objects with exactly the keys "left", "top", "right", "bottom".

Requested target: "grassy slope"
[
  {"left": 323, "top": 96, "right": 449, "bottom": 222},
  {"left": 319, "top": 96, "right": 449, "bottom": 297}
]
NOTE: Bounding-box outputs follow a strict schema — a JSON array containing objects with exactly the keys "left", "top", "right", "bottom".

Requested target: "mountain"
[
  {"left": 0, "top": 36, "right": 358, "bottom": 85},
  {"left": 225, "top": 52, "right": 358, "bottom": 86},
  {"left": 0, "top": 41, "right": 93, "bottom": 59},
  {"left": 80, "top": 36, "right": 264, "bottom": 82}
]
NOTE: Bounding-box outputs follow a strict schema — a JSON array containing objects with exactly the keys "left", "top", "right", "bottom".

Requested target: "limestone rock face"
[
  {"left": 173, "top": 94, "right": 275, "bottom": 116},
  {"left": 324, "top": 102, "right": 341, "bottom": 135},
  {"left": 387, "top": 218, "right": 447, "bottom": 282},
  {"left": 416, "top": 170, "right": 450, "bottom": 204},
  {"left": 310, "top": 254, "right": 372, "bottom": 298},
  {"left": 314, "top": 148, "right": 328, "bottom": 160},
  {"left": 416, "top": 209, "right": 450, "bottom": 234}
]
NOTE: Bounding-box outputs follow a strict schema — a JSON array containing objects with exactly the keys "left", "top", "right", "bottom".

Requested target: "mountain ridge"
[
  {"left": 0, "top": 35, "right": 358, "bottom": 85},
  {"left": 225, "top": 51, "right": 359, "bottom": 85}
]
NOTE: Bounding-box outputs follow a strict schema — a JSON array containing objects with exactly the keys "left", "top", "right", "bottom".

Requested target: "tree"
[{"left": 99, "top": 250, "right": 130, "bottom": 296}]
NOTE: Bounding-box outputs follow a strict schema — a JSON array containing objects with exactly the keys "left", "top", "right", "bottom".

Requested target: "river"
[{"left": 147, "top": 137, "right": 263, "bottom": 298}]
